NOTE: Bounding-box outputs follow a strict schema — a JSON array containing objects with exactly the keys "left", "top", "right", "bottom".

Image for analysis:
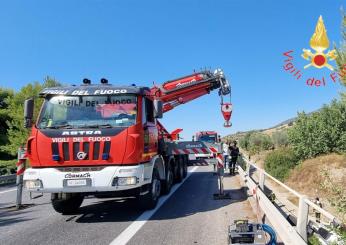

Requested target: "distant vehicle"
[
  {"left": 191, "top": 131, "right": 221, "bottom": 160},
  {"left": 196, "top": 131, "right": 219, "bottom": 144}
]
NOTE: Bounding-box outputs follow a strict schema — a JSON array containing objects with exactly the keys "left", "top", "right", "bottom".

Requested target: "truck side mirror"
[
  {"left": 24, "top": 98, "right": 34, "bottom": 128},
  {"left": 153, "top": 100, "right": 163, "bottom": 119}
]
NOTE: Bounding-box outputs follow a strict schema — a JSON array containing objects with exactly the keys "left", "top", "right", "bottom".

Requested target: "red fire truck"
[{"left": 23, "top": 69, "right": 232, "bottom": 214}]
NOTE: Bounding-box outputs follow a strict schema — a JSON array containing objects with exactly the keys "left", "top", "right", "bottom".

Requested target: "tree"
[
  {"left": 336, "top": 10, "right": 346, "bottom": 98},
  {"left": 239, "top": 131, "right": 254, "bottom": 150},
  {"left": 271, "top": 130, "right": 289, "bottom": 148},
  {"left": 0, "top": 88, "right": 14, "bottom": 158},
  {"left": 288, "top": 100, "right": 346, "bottom": 159},
  {"left": 0, "top": 77, "right": 61, "bottom": 156},
  {"left": 248, "top": 133, "right": 273, "bottom": 154}
]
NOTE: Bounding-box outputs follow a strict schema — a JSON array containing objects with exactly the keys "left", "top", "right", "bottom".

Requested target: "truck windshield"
[
  {"left": 37, "top": 95, "right": 137, "bottom": 129},
  {"left": 197, "top": 135, "right": 217, "bottom": 143}
]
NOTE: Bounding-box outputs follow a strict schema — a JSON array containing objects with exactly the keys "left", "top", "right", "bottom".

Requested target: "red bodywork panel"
[{"left": 27, "top": 124, "right": 147, "bottom": 167}]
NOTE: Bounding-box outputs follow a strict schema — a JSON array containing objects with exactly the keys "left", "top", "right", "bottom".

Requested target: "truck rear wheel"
[
  {"left": 138, "top": 169, "right": 161, "bottom": 210},
  {"left": 162, "top": 161, "right": 173, "bottom": 194},
  {"left": 175, "top": 157, "right": 184, "bottom": 183},
  {"left": 51, "top": 193, "right": 84, "bottom": 214},
  {"left": 183, "top": 156, "right": 188, "bottom": 178}
]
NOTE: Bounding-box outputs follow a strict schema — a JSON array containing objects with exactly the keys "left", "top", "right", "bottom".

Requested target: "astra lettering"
[{"left": 62, "top": 130, "right": 102, "bottom": 136}]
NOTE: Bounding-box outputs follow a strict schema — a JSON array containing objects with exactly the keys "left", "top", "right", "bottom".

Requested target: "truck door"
[{"left": 142, "top": 98, "right": 158, "bottom": 160}]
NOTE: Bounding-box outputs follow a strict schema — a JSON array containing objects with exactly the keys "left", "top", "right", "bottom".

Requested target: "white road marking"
[
  {"left": 0, "top": 188, "right": 17, "bottom": 195},
  {"left": 109, "top": 166, "right": 199, "bottom": 245}
]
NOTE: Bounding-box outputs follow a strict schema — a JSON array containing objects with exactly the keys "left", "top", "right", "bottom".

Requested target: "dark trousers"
[{"left": 230, "top": 158, "right": 237, "bottom": 174}]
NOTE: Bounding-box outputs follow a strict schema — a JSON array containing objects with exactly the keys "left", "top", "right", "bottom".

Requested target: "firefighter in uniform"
[{"left": 229, "top": 141, "right": 239, "bottom": 175}]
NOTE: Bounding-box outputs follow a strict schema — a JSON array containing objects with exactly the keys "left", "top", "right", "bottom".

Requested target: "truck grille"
[{"left": 51, "top": 141, "right": 111, "bottom": 161}]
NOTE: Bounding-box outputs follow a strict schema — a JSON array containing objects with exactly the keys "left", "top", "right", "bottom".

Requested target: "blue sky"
[{"left": 0, "top": 0, "right": 345, "bottom": 139}]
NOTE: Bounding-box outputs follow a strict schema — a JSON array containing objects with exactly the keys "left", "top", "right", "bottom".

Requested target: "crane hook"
[{"left": 220, "top": 94, "right": 232, "bottom": 128}]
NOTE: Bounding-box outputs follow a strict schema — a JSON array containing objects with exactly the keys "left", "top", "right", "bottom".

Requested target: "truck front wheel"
[
  {"left": 138, "top": 169, "right": 161, "bottom": 210},
  {"left": 51, "top": 193, "right": 84, "bottom": 214}
]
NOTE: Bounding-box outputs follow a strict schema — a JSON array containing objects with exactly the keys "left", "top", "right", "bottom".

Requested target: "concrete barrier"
[{"left": 0, "top": 174, "right": 16, "bottom": 186}]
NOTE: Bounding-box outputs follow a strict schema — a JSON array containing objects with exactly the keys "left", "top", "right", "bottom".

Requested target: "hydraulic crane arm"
[
  {"left": 150, "top": 69, "right": 230, "bottom": 113},
  {"left": 150, "top": 69, "right": 232, "bottom": 127}
]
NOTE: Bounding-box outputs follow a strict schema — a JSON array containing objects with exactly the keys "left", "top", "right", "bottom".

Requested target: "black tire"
[
  {"left": 51, "top": 193, "right": 84, "bottom": 214},
  {"left": 182, "top": 156, "right": 188, "bottom": 177},
  {"left": 175, "top": 157, "right": 184, "bottom": 183},
  {"left": 138, "top": 169, "right": 161, "bottom": 210},
  {"left": 162, "top": 161, "right": 173, "bottom": 195}
]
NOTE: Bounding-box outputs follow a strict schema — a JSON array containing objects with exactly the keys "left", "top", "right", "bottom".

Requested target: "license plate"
[{"left": 66, "top": 179, "right": 87, "bottom": 187}]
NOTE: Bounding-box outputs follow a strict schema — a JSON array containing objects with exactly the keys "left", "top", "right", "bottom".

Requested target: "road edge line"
[{"left": 0, "top": 188, "right": 17, "bottom": 195}]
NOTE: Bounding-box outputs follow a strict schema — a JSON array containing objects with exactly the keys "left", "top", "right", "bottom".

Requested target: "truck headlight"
[
  {"left": 24, "top": 179, "right": 43, "bottom": 189},
  {"left": 112, "top": 177, "right": 138, "bottom": 186}
]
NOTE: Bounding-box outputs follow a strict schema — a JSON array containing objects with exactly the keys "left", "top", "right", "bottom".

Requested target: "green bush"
[
  {"left": 288, "top": 100, "right": 346, "bottom": 160},
  {"left": 271, "top": 130, "right": 289, "bottom": 147},
  {"left": 308, "top": 234, "right": 322, "bottom": 245},
  {"left": 239, "top": 131, "right": 254, "bottom": 150},
  {"left": 0, "top": 159, "right": 17, "bottom": 175},
  {"left": 264, "top": 148, "right": 298, "bottom": 181},
  {"left": 248, "top": 133, "right": 273, "bottom": 154},
  {"left": 239, "top": 131, "right": 273, "bottom": 154}
]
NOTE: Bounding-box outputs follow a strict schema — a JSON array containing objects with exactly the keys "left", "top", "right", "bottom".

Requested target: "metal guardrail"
[
  {"left": 0, "top": 174, "right": 16, "bottom": 185},
  {"left": 237, "top": 160, "right": 306, "bottom": 244},
  {"left": 238, "top": 153, "right": 340, "bottom": 244},
  {"left": 242, "top": 153, "right": 339, "bottom": 223}
]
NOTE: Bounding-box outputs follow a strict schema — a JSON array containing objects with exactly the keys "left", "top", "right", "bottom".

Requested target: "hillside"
[
  {"left": 243, "top": 150, "right": 346, "bottom": 221},
  {"left": 224, "top": 113, "right": 346, "bottom": 222},
  {"left": 223, "top": 117, "right": 294, "bottom": 143},
  {"left": 286, "top": 153, "right": 346, "bottom": 221}
]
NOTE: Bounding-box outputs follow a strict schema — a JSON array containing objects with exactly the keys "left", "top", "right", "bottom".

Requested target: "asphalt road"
[{"left": 0, "top": 164, "right": 256, "bottom": 245}]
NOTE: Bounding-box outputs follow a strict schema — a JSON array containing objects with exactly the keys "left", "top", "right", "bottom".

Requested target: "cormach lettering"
[
  {"left": 186, "top": 144, "right": 203, "bottom": 148},
  {"left": 176, "top": 79, "right": 196, "bottom": 88},
  {"left": 65, "top": 173, "right": 91, "bottom": 178}
]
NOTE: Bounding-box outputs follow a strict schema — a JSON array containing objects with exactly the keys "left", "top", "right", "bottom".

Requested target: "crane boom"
[
  {"left": 150, "top": 69, "right": 232, "bottom": 127},
  {"left": 150, "top": 69, "right": 230, "bottom": 113}
]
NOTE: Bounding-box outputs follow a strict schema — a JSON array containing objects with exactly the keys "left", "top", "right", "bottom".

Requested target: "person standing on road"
[
  {"left": 229, "top": 141, "right": 240, "bottom": 175},
  {"left": 222, "top": 141, "right": 230, "bottom": 170}
]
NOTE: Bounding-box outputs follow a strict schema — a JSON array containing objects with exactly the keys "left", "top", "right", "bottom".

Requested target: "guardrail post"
[
  {"left": 16, "top": 147, "right": 26, "bottom": 209},
  {"left": 246, "top": 159, "right": 250, "bottom": 176},
  {"left": 296, "top": 195, "right": 308, "bottom": 242},
  {"left": 259, "top": 170, "right": 265, "bottom": 190}
]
